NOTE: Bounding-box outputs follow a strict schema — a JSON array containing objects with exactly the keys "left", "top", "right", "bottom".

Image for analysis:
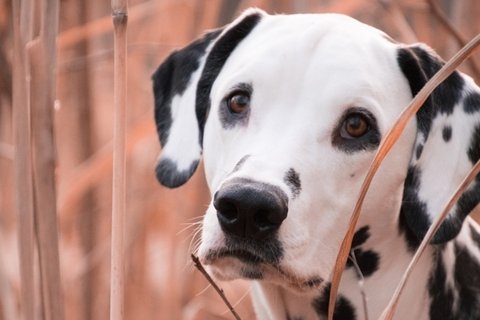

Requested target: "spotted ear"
[
  {"left": 152, "top": 9, "right": 264, "bottom": 188},
  {"left": 397, "top": 44, "right": 480, "bottom": 243},
  {"left": 152, "top": 30, "right": 221, "bottom": 188}
]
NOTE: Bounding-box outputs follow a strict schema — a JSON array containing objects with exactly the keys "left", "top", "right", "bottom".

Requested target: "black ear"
[
  {"left": 397, "top": 45, "right": 480, "bottom": 243},
  {"left": 152, "top": 9, "right": 264, "bottom": 188}
]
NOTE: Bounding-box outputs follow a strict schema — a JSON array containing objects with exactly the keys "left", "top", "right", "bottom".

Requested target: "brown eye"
[
  {"left": 341, "top": 113, "right": 369, "bottom": 138},
  {"left": 227, "top": 93, "right": 250, "bottom": 114}
]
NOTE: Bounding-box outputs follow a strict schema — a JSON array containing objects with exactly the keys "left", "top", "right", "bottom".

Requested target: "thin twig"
[
  {"left": 349, "top": 251, "right": 369, "bottom": 320},
  {"left": 426, "top": 0, "right": 480, "bottom": 79},
  {"left": 327, "top": 33, "right": 480, "bottom": 320},
  {"left": 191, "top": 254, "right": 241, "bottom": 320}
]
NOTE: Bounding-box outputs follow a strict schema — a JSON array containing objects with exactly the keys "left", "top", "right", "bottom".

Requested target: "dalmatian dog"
[{"left": 152, "top": 9, "right": 480, "bottom": 320}]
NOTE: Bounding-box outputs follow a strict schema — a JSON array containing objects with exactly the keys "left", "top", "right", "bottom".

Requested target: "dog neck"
[{"left": 249, "top": 216, "right": 480, "bottom": 320}]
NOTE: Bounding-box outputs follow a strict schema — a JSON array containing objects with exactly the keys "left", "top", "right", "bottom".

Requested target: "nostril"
[
  {"left": 215, "top": 199, "right": 238, "bottom": 222},
  {"left": 254, "top": 210, "right": 276, "bottom": 230}
]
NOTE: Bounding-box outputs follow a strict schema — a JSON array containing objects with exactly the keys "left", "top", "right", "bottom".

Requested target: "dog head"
[{"left": 152, "top": 10, "right": 480, "bottom": 292}]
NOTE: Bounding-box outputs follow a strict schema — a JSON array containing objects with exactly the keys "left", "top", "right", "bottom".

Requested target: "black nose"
[{"left": 214, "top": 179, "right": 288, "bottom": 240}]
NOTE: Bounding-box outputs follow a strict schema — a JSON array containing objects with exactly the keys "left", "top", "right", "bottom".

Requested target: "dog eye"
[
  {"left": 227, "top": 92, "right": 250, "bottom": 114},
  {"left": 341, "top": 113, "right": 370, "bottom": 138}
]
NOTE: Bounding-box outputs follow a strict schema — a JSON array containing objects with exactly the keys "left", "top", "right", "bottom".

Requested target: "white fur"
[
  {"left": 197, "top": 12, "right": 422, "bottom": 319},
  {"left": 156, "top": 10, "right": 480, "bottom": 320}
]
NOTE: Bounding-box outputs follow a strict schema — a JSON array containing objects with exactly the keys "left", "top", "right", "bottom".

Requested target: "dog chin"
[{"left": 201, "top": 253, "right": 325, "bottom": 294}]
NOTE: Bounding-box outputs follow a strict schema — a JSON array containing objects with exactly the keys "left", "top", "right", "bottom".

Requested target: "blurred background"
[{"left": 1, "top": 0, "right": 480, "bottom": 319}]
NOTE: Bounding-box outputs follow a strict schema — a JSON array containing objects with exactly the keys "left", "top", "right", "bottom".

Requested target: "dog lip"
[
  {"left": 203, "top": 249, "right": 324, "bottom": 292},
  {"left": 206, "top": 248, "right": 266, "bottom": 265}
]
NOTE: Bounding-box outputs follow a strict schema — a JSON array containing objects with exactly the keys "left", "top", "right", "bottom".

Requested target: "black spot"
[
  {"left": 470, "top": 224, "right": 480, "bottom": 248},
  {"left": 152, "top": 30, "right": 221, "bottom": 147},
  {"left": 351, "top": 226, "right": 370, "bottom": 248},
  {"left": 155, "top": 158, "right": 199, "bottom": 188},
  {"left": 464, "top": 91, "right": 480, "bottom": 114},
  {"left": 232, "top": 155, "right": 250, "bottom": 173},
  {"left": 401, "top": 165, "right": 468, "bottom": 243},
  {"left": 452, "top": 243, "right": 480, "bottom": 319},
  {"left": 468, "top": 124, "right": 480, "bottom": 165},
  {"left": 219, "top": 82, "right": 252, "bottom": 128},
  {"left": 455, "top": 178, "right": 480, "bottom": 222},
  {"left": 397, "top": 47, "right": 428, "bottom": 110},
  {"left": 332, "top": 107, "right": 380, "bottom": 153},
  {"left": 428, "top": 249, "right": 455, "bottom": 320},
  {"left": 303, "top": 277, "right": 323, "bottom": 289},
  {"left": 397, "top": 46, "right": 464, "bottom": 138},
  {"left": 429, "top": 243, "right": 480, "bottom": 320},
  {"left": 347, "top": 249, "right": 380, "bottom": 278},
  {"left": 398, "top": 204, "right": 421, "bottom": 252},
  {"left": 312, "top": 283, "right": 357, "bottom": 320},
  {"left": 241, "top": 268, "right": 263, "bottom": 279},
  {"left": 416, "top": 143, "right": 424, "bottom": 160},
  {"left": 410, "top": 46, "right": 464, "bottom": 115},
  {"left": 442, "top": 125, "right": 452, "bottom": 142},
  {"left": 347, "top": 227, "right": 379, "bottom": 279},
  {"left": 400, "top": 166, "right": 431, "bottom": 243},
  {"left": 284, "top": 168, "right": 301, "bottom": 198},
  {"left": 196, "top": 12, "right": 262, "bottom": 146}
]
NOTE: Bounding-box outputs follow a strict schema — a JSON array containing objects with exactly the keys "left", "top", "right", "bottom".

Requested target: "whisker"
[
  {"left": 221, "top": 285, "right": 251, "bottom": 315},
  {"left": 188, "top": 226, "right": 203, "bottom": 254},
  {"left": 195, "top": 283, "right": 212, "bottom": 296},
  {"left": 176, "top": 221, "right": 202, "bottom": 236},
  {"left": 184, "top": 215, "right": 205, "bottom": 222}
]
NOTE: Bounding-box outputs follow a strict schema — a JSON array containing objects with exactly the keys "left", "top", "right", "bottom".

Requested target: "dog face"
[{"left": 152, "top": 9, "right": 480, "bottom": 292}]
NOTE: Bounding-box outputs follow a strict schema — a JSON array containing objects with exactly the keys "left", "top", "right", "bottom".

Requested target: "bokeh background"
[{"left": 1, "top": 0, "right": 480, "bottom": 319}]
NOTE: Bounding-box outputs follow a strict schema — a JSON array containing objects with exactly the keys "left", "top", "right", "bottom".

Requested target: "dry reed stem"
[
  {"left": 28, "top": 0, "right": 64, "bottom": 318},
  {"left": 58, "top": 1, "right": 152, "bottom": 50},
  {"left": 327, "top": 34, "right": 480, "bottom": 320},
  {"left": 380, "top": 159, "right": 480, "bottom": 320},
  {"left": 110, "top": 0, "right": 128, "bottom": 319},
  {"left": 191, "top": 254, "right": 241, "bottom": 320},
  {"left": 12, "top": 0, "right": 36, "bottom": 318},
  {"left": 0, "top": 239, "right": 17, "bottom": 320},
  {"left": 426, "top": 0, "right": 480, "bottom": 80}
]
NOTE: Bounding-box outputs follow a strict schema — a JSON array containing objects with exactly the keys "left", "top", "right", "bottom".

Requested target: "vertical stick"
[
  {"left": 110, "top": 0, "right": 128, "bottom": 319},
  {"left": 12, "top": 0, "right": 36, "bottom": 318},
  {"left": 29, "top": 0, "right": 64, "bottom": 318}
]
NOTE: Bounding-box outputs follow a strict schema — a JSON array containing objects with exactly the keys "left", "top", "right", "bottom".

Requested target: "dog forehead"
[
  {"left": 213, "top": 13, "right": 401, "bottom": 101},
  {"left": 239, "top": 14, "right": 391, "bottom": 63}
]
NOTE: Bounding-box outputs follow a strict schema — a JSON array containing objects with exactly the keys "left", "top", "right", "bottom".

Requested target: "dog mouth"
[
  {"left": 201, "top": 247, "right": 324, "bottom": 293},
  {"left": 208, "top": 248, "right": 266, "bottom": 265}
]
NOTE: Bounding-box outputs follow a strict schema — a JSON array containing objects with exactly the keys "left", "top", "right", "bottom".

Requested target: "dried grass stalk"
[
  {"left": 12, "top": 0, "right": 36, "bottom": 318},
  {"left": 327, "top": 33, "right": 480, "bottom": 320},
  {"left": 29, "top": 0, "right": 64, "bottom": 318},
  {"left": 110, "top": 0, "right": 128, "bottom": 319},
  {"left": 58, "top": 1, "right": 150, "bottom": 50}
]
